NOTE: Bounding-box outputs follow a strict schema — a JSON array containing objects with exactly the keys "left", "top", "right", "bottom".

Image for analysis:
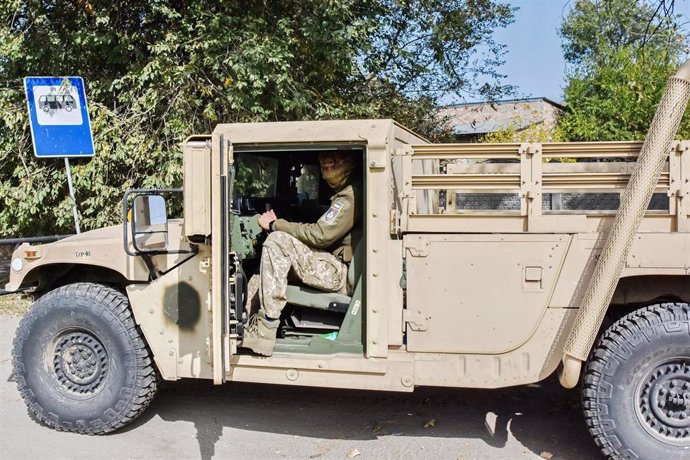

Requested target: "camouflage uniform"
[{"left": 246, "top": 183, "right": 360, "bottom": 319}]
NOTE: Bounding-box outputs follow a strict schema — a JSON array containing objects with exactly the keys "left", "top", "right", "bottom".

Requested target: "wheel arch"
[
  {"left": 550, "top": 274, "right": 689, "bottom": 388},
  {"left": 20, "top": 263, "right": 131, "bottom": 294},
  {"left": 607, "top": 274, "right": 690, "bottom": 321}
]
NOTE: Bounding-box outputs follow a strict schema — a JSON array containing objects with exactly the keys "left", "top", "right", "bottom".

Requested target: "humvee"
[{"left": 7, "top": 64, "right": 690, "bottom": 458}]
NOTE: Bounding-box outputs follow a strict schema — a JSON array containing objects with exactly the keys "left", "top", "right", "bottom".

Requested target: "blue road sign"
[{"left": 24, "top": 77, "right": 95, "bottom": 158}]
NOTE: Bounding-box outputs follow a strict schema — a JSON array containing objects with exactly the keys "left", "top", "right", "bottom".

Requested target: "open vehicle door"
[{"left": 209, "top": 134, "right": 237, "bottom": 384}]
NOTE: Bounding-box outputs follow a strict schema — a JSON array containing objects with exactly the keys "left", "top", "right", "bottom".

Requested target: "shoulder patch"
[{"left": 322, "top": 200, "right": 345, "bottom": 224}]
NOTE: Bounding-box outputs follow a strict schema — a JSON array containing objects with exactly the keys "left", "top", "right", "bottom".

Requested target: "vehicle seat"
[{"left": 285, "top": 241, "right": 363, "bottom": 313}]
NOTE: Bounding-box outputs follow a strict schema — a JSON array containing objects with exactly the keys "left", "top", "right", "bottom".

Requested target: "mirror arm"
[
  {"left": 155, "top": 245, "right": 199, "bottom": 278},
  {"left": 140, "top": 253, "right": 160, "bottom": 281},
  {"left": 121, "top": 188, "right": 196, "bottom": 281}
]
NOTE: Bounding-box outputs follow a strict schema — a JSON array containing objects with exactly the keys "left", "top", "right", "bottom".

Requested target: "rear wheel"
[
  {"left": 582, "top": 303, "right": 690, "bottom": 458},
  {"left": 12, "top": 283, "right": 158, "bottom": 434}
]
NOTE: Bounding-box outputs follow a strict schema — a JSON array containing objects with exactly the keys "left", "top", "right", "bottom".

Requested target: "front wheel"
[
  {"left": 582, "top": 302, "right": 690, "bottom": 458},
  {"left": 12, "top": 283, "right": 159, "bottom": 434}
]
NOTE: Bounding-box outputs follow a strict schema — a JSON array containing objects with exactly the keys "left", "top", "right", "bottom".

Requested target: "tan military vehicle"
[{"left": 7, "top": 63, "right": 690, "bottom": 458}]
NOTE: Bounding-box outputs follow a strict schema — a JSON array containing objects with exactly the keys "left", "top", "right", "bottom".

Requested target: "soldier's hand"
[{"left": 258, "top": 209, "right": 277, "bottom": 231}]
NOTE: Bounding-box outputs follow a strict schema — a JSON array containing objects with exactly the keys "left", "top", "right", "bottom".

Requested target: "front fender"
[{"left": 5, "top": 220, "right": 191, "bottom": 291}]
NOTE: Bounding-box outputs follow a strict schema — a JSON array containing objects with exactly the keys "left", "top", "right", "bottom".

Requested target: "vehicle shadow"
[{"left": 124, "top": 375, "right": 601, "bottom": 459}]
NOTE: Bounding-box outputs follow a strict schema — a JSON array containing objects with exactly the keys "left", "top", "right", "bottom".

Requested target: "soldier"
[{"left": 242, "top": 151, "right": 361, "bottom": 356}]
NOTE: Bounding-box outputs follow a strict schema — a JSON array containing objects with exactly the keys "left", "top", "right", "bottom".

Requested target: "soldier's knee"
[{"left": 263, "top": 231, "right": 292, "bottom": 249}]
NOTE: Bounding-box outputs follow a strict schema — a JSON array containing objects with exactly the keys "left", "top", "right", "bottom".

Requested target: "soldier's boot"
[{"left": 242, "top": 311, "right": 279, "bottom": 356}]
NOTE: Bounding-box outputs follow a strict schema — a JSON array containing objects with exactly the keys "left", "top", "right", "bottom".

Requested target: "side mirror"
[{"left": 132, "top": 194, "right": 169, "bottom": 252}]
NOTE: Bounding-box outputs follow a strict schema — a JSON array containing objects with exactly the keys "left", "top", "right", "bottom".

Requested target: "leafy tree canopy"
[
  {"left": 560, "top": 0, "right": 685, "bottom": 66},
  {"left": 0, "top": 0, "right": 515, "bottom": 236},
  {"left": 559, "top": 0, "right": 690, "bottom": 141}
]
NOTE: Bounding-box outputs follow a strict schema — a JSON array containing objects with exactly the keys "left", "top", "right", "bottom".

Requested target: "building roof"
[
  {"left": 441, "top": 97, "right": 565, "bottom": 136},
  {"left": 444, "top": 96, "right": 565, "bottom": 111},
  {"left": 451, "top": 117, "right": 536, "bottom": 135}
]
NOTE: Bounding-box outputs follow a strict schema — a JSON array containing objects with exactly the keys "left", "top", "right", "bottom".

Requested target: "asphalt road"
[{"left": 0, "top": 313, "right": 602, "bottom": 460}]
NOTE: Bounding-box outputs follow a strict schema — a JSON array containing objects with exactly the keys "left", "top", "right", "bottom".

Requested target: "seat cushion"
[{"left": 285, "top": 285, "right": 351, "bottom": 310}]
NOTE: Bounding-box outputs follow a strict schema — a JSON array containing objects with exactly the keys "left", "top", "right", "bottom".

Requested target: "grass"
[{"left": 0, "top": 293, "right": 31, "bottom": 316}]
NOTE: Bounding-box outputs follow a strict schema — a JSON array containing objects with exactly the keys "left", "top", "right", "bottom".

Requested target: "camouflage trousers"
[{"left": 246, "top": 231, "right": 348, "bottom": 319}]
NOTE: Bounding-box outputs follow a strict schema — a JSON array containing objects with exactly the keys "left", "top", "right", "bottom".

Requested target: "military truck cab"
[{"left": 166, "top": 120, "right": 431, "bottom": 385}]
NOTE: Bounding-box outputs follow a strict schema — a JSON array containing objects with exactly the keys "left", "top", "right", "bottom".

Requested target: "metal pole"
[{"left": 64, "top": 158, "right": 81, "bottom": 234}]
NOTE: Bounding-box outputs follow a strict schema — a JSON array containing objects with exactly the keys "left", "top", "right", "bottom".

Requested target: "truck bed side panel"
[{"left": 404, "top": 234, "right": 569, "bottom": 354}]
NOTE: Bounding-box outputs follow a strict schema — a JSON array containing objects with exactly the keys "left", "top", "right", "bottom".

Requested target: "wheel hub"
[
  {"left": 53, "top": 331, "right": 108, "bottom": 394},
  {"left": 638, "top": 359, "right": 690, "bottom": 445}
]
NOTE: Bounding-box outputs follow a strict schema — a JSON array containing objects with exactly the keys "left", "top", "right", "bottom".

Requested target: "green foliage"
[
  {"left": 0, "top": 0, "right": 515, "bottom": 236},
  {"left": 560, "top": 0, "right": 684, "bottom": 66},
  {"left": 559, "top": 0, "right": 690, "bottom": 141},
  {"left": 482, "top": 121, "right": 564, "bottom": 143},
  {"left": 233, "top": 155, "right": 278, "bottom": 198},
  {"left": 559, "top": 47, "right": 690, "bottom": 141}
]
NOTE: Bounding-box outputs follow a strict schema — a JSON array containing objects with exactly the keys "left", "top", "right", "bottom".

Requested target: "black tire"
[
  {"left": 582, "top": 303, "right": 690, "bottom": 458},
  {"left": 12, "top": 283, "right": 158, "bottom": 434}
]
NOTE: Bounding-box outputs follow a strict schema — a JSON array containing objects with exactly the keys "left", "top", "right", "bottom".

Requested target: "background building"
[{"left": 440, "top": 97, "right": 564, "bottom": 142}]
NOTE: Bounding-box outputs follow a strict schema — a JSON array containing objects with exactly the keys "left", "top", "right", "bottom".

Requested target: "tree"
[
  {"left": 558, "top": 0, "right": 690, "bottom": 141},
  {"left": 0, "top": 0, "right": 515, "bottom": 236}
]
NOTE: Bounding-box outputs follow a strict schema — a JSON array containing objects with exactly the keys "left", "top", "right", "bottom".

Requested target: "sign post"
[
  {"left": 64, "top": 158, "right": 81, "bottom": 233},
  {"left": 24, "top": 77, "right": 95, "bottom": 233}
]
